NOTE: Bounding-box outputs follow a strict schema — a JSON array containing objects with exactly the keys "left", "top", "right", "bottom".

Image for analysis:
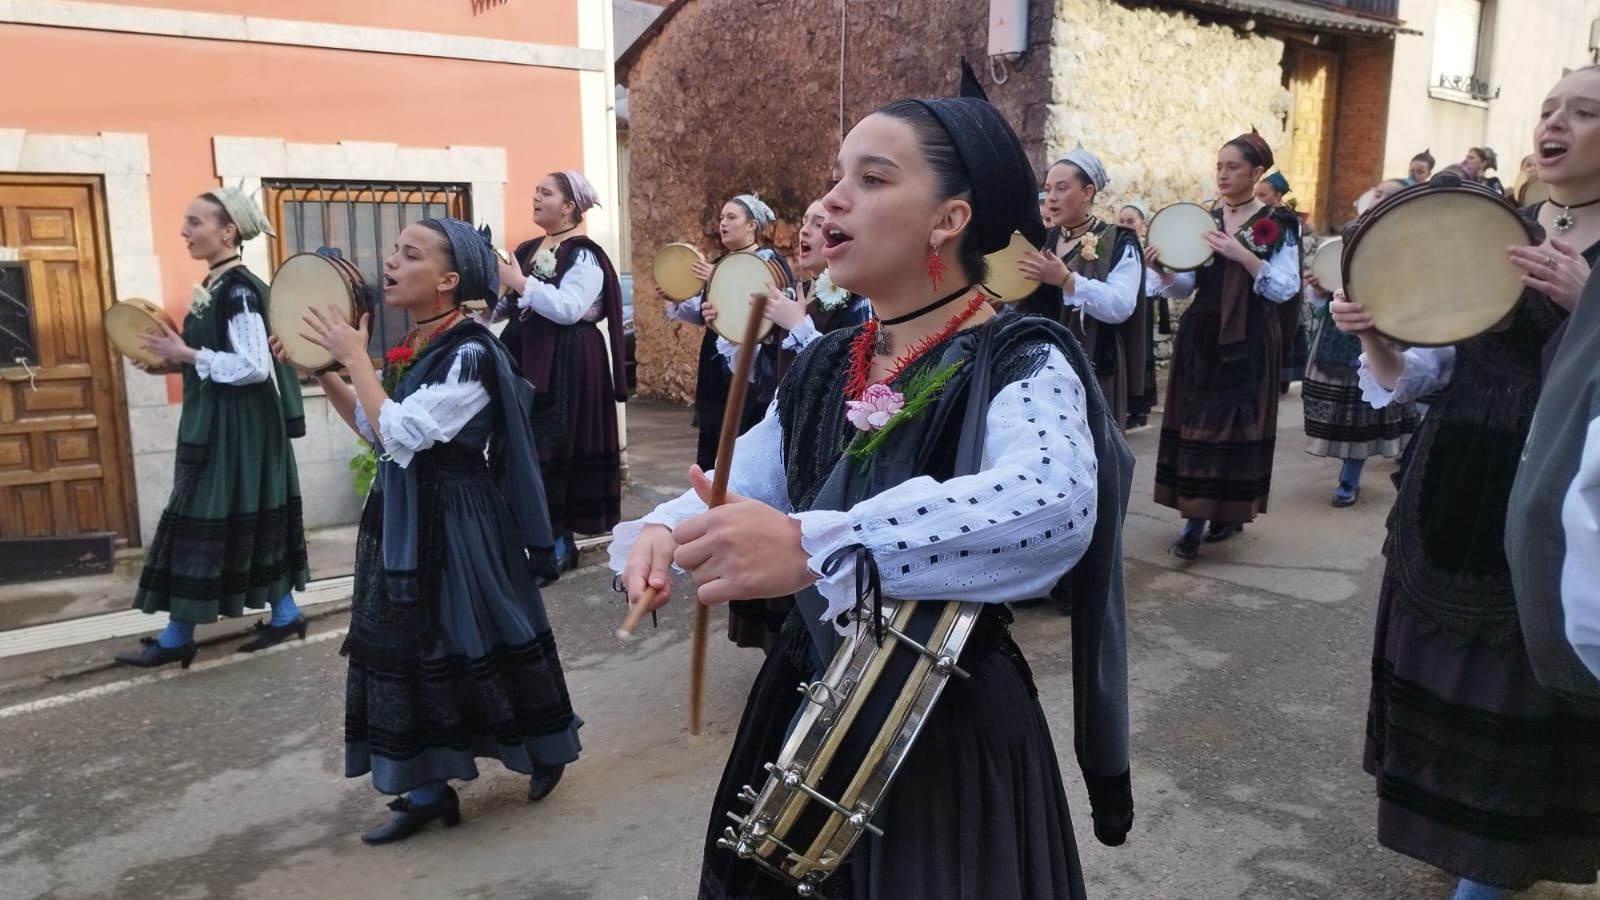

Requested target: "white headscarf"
[
  {"left": 557, "top": 170, "right": 601, "bottom": 214},
  {"left": 204, "top": 186, "right": 275, "bottom": 241},
  {"left": 732, "top": 193, "right": 776, "bottom": 230}
]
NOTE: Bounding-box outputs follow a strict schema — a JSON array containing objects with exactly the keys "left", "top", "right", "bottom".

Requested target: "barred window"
[{"left": 264, "top": 181, "right": 472, "bottom": 358}]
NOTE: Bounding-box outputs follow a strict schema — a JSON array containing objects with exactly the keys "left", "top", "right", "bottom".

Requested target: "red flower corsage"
[
  {"left": 385, "top": 346, "right": 415, "bottom": 366},
  {"left": 1250, "top": 217, "right": 1281, "bottom": 248}
]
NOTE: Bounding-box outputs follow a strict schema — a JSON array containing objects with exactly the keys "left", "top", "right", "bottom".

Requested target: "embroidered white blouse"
[
  {"left": 1062, "top": 242, "right": 1141, "bottom": 325},
  {"left": 355, "top": 343, "right": 490, "bottom": 469},
  {"left": 1148, "top": 240, "right": 1301, "bottom": 305},
  {"left": 194, "top": 309, "right": 273, "bottom": 386},
  {"left": 517, "top": 248, "right": 604, "bottom": 326},
  {"left": 608, "top": 346, "right": 1100, "bottom": 632}
]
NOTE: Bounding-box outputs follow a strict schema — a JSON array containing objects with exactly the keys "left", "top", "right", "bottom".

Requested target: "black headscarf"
[
  {"left": 910, "top": 97, "right": 1047, "bottom": 255},
  {"left": 420, "top": 217, "right": 499, "bottom": 305}
]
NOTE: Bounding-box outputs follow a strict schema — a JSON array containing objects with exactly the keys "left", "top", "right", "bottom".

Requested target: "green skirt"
[{"left": 134, "top": 381, "right": 309, "bottom": 623}]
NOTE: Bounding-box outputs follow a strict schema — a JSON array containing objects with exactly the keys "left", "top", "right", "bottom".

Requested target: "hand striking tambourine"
[
  {"left": 1146, "top": 202, "right": 1218, "bottom": 272},
  {"left": 706, "top": 252, "right": 791, "bottom": 344},
  {"left": 1342, "top": 179, "right": 1537, "bottom": 346},
  {"left": 268, "top": 252, "right": 367, "bottom": 371},
  {"left": 979, "top": 231, "right": 1040, "bottom": 303},
  {"left": 104, "top": 298, "right": 180, "bottom": 367},
  {"left": 653, "top": 242, "right": 708, "bottom": 302}
]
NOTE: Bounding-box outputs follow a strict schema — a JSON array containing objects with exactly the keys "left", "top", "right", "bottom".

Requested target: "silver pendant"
[
  {"left": 873, "top": 327, "right": 892, "bottom": 356},
  {"left": 1556, "top": 208, "right": 1575, "bottom": 233}
]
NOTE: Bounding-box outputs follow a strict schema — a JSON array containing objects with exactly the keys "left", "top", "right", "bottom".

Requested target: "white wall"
[{"left": 1384, "top": 0, "right": 1600, "bottom": 180}]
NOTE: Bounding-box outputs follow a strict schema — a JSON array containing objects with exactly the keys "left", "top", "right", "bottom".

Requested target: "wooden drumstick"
[
  {"left": 615, "top": 586, "right": 659, "bottom": 640},
  {"left": 691, "top": 292, "right": 770, "bottom": 736}
]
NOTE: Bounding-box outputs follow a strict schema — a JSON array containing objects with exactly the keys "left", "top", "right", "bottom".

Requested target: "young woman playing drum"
[
  {"left": 1334, "top": 67, "right": 1600, "bottom": 898},
  {"left": 1016, "top": 147, "right": 1149, "bottom": 433},
  {"left": 659, "top": 193, "right": 794, "bottom": 471},
  {"left": 1301, "top": 186, "right": 1420, "bottom": 508},
  {"left": 115, "top": 187, "right": 310, "bottom": 668},
  {"left": 495, "top": 170, "right": 628, "bottom": 572},
  {"left": 290, "top": 217, "right": 582, "bottom": 844},
  {"left": 1148, "top": 133, "right": 1302, "bottom": 560},
  {"left": 614, "top": 96, "right": 1132, "bottom": 899}
]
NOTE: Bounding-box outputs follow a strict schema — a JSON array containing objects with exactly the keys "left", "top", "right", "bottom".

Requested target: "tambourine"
[
  {"left": 979, "top": 231, "right": 1041, "bottom": 303},
  {"left": 1146, "top": 202, "right": 1217, "bottom": 271},
  {"left": 1309, "top": 236, "right": 1344, "bottom": 293},
  {"left": 1343, "top": 181, "right": 1536, "bottom": 347},
  {"left": 706, "top": 252, "right": 790, "bottom": 343},
  {"left": 653, "top": 242, "right": 707, "bottom": 302},
  {"left": 268, "top": 252, "right": 367, "bottom": 370},
  {"left": 104, "top": 298, "right": 179, "bottom": 366}
]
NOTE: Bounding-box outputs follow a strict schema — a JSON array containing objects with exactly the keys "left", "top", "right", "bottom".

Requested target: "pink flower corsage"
[{"left": 845, "top": 383, "right": 905, "bottom": 432}]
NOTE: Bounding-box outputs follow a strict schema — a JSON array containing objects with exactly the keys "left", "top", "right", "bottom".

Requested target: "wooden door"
[
  {"left": 1287, "top": 48, "right": 1340, "bottom": 232},
  {"left": 0, "top": 177, "right": 136, "bottom": 544}
]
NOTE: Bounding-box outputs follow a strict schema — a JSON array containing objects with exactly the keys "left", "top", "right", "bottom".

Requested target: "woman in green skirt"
[{"left": 115, "top": 187, "right": 311, "bottom": 668}]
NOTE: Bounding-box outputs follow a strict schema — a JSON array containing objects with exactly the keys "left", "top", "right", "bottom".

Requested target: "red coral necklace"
[{"left": 845, "top": 288, "right": 987, "bottom": 399}]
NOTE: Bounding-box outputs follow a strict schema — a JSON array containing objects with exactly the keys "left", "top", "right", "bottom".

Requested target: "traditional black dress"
[
  {"left": 668, "top": 247, "right": 795, "bottom": 470},
  {"left": 1154, "top": 205, "right": 1301, "bottom": 523},
  {"left": 1302, "top": 286, "right": 1418, "bottom": 460},
  {"left": 612, "top": 314, "right": 1133, "bottom": 899},
  {"left": 498, "top": 235, "right": 629, "bottom": 536},
  {"left": 343, "top": 323, "right": 582, "bottom": 795},
  {"left": 134, "top": 266, "right": 309, "bottom": 622},
  {"left": 1361, "top": 222, "right": 1600, "bottom": 888}
]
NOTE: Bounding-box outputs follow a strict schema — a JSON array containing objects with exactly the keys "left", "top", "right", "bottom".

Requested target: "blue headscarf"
[
  {"left": 1263, "top": 172, "right": 1291, "bottom": 196},
  {"left": 420, "top": 217, "right": 499, "bottom": 305}
]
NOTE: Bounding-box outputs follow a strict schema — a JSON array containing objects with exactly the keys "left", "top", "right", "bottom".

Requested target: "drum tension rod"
[
  {"left": 849, "top": 610, "right": 972, "bottom": 679},
  {"left": 795, "top": 679, "right": 848, "bottom": 712},
  {"left": 766, "top": 763, "right": 885, "bottom": 837}
]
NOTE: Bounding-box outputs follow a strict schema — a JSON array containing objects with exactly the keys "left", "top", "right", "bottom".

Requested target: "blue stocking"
[
  {"left": 269, "top": 593, "right": 301, "bottom": 627},
  {"left": 407, "top": 779, "right": 448, "bottom": 807},
  {"left": 156, "top": 619, "right": 196, "bottom": 649},
  {"left": 1181, "top": 518, "right": 1206, "bottom": 540},
  {"left": 1451, "top": 878, "right": 1509, "bottom": 900},
  {"left": 1339, "top": 457, "right": 1367, "bottom": 487}
]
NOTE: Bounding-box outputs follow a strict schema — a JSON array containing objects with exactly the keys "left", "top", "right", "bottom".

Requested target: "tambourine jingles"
[
  {"left": 1342, "top": 180, "right": 1536, "bottom": 347},
  {"left": 706, "top": 252, "right": 790, "bottom": 344},
  {"left": 268, "top": 252, "right": 367, "bottom": 370},
  {"left": 104, "top": 298, "right": 179, "bottom": 366},
  {"left": 653, "top": 242, "right": 707, "bottom": 302},
  {"left": 1146, "top": 202, "right": 1217, "bottom": 272}
]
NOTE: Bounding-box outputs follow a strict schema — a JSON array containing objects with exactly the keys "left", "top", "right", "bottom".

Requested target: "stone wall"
[
  {"left": 1043, "top": 0, "right": 1290, "bottom": 218},
  {"left": 624, "top": 0, "right": 1054, "bottom": 402}
]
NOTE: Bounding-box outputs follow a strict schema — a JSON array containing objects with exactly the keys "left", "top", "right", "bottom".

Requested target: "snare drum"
[
  {"left": 268, "top": 252, "right": 366, "bottom": 371},
  {"left": 1309, "top": 236, "right": 1344, "bottom": 293},
  {"left": 1146, "top": 202, "right": 1217, "bottom": 271},
  {"left": 717, "top": 598, "right": 983, "bottom": 896},
  {"left": 706, "top": 252, "right": 790, "bottom": 344},
  {"left": 1343, "top": 182, "right": 1536, "bottom": 347},
  {"left": 979, "top": 231, "right": 1040, "bottom": 304},
  {"left": 653, "top": 242, "right": 707, "bottom": 302},
  {"left": 104, "top": 298, "right": 179, "bottom": 367}
]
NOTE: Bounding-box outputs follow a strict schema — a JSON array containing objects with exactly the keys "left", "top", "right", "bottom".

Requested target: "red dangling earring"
[{"left": 926, "top": 246, "right": 946, "bottom": 289}]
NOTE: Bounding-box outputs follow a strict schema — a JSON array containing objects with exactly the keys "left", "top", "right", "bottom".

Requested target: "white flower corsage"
[
  {"left": 814, "top": 270, "right": 850, "bottom": 311},
  {"left": 189, "top": 283, "right": 212, "bottom": 316},
  {"left": 1078, "top": 232, "right": 1100, "bottom": 262},
  {"left": 531, "top": 247, "right": 558, "bottom": 281}
]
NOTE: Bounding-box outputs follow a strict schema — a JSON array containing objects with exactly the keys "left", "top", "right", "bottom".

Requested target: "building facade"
[
  {"left": 1381, "top": 0, "right": 1600, "bottom": 186},
  {"left": 0, "top": 0, "right": 618, "bottom": 556},
  {"left": 619, "top": 0, "right": 1406, "bottom": 402}
]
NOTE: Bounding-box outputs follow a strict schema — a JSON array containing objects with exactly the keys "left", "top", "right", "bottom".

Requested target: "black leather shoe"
[
  {"left": 237, "top": 615, "right": 309, "bottom": 653},
  {"left": 361, "top": 787, "right": 461, "bottom": 845},
  {"left": 115, "top": 637, "right": 197, "bottom": 669},
  {"left": 1171, "top": 533, "right": 1201, "bottom": 561},
  {"left": 527, "top": 763, "right": 565, "bottom": 802},
  {"left": 1125, "top": 413, "right": 1148, "bottom": 430},
  {"left": 1204, "top": 522, "right": 1244, "bottom": 543},
  {"left": 1332, "top": 481, "right": 1360, "bottom": 508}
]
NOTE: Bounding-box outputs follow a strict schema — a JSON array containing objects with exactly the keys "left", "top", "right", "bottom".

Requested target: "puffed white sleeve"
[
  {"left": 1255, "top": 239, "right": 1301, "bottom": 303},
  {"left": 1066, "top": 243, "right": 1140, "bottom": 324},
  {"left": 374, "top": 343, "right": 492, "bottom": 469},
  {"left": 608, "top": 404, "right": 791, "bottom": 572},
  {"left": 194, "top": 289, "right": 272, "bottom": 385},
  {"left": 1149, "top": 269, "right": 1195, "bottom": 299},
  {"left": 782, "top": 316, "right": 823, "bottom": 351},
  {"left": 1561, "top": 414, "right": 1600, "bottom": 679},
  {"left": 1359, "top": 346, "right": 1455, "bottom": 408},
  {"left": 518, "top": 249, "right": 603, "bottom": 325},
  {"left": 795, "top": 347, "right": 1099, "bottom": 629},
  {"left": 666, "top": 294, "right": 707, "bottom": 326}
]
